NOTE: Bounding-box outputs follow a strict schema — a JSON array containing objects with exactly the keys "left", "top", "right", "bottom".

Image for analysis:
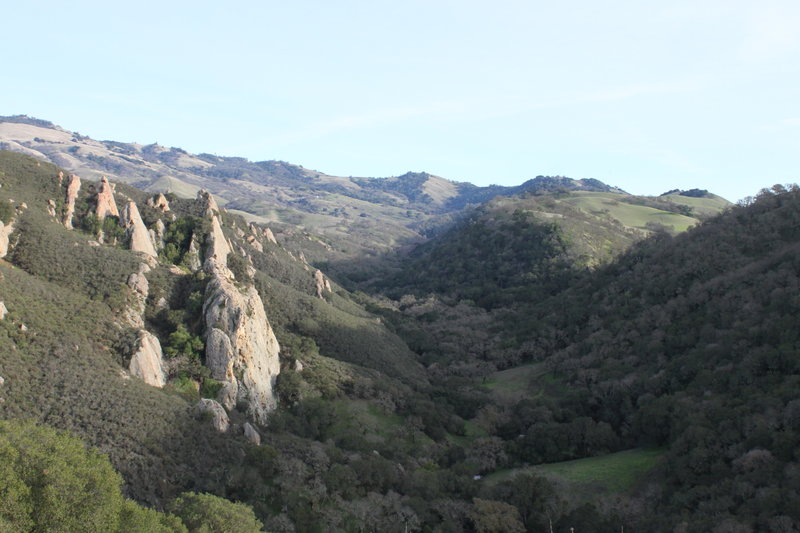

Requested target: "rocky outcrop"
[
  {"left": 246, "top": 235, "right": 263, "bottom": 253},
  {"left": 202, "top": 203, "right": 281, "bottom": 423},
  {"left": 94, "top": 176, "right": 119, "bottom": 221},
  {"left": 63, "top": 174, "right": 80, "bottom": 229},
  {"left": 0, "top": 218, "right": 14, "bottom": 258},
  {"left": 46, "top": 199, "right": 57, "bottom": 217},
  {"left": 125, "top": 263, "right": 151, "bottom": 328},
  {"left": 243, "top": 422, "right": 261, "bottom": 445},
  {"left": 146, "top": 193, "right": 170, "bottom": 212},
  {"left": 204, "top": 216, "right": 231, "bottom": 273},
  {"left": 150, "top": 219, "right": 166, "bottom": 251},
  {"left": 0, "top": 301, "right": 7, "bottom": 320},
  {"left": 197, "top": 190, "right": 219, "bottom": 218},
  {"left": 195, "top": 399, "right": 229, "bottom": 432},
  {"left": 120, "top": 201, "right": 158, "bottom": 260},
  {"left": 129, "top": 330, "right": 166, "bottom": 388},
  {"left": 186, "top": 233, "right": 202, "bottom": 272},
  {"left": 263, "top": 227, "right": 277, "bottom": 244},
  {"left": 314, "top": 269, "right": 332, "bottom": 299},
  {"left": 57, "top": 171, "right": 64, "bottom": 186}
]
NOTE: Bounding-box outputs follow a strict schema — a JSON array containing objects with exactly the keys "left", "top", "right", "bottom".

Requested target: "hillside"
[{"left": 0, "top": 115, "right": 729, "bottom": 267}]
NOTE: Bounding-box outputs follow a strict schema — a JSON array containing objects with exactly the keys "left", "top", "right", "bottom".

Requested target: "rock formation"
[
  {"left": 120, "top": 201, "right": 157, "bottom": 260},
  {"left": 243, "top": 422, "right": 261, "bottom": 445},
  {"left": 94, "top": 176, "right": 119, "bottom": 221},
  {"left": 0, "top": 218, "right": 14, "bottom": 258},
  {"left": 197, "top": 190, "right": 219, "bottom": 218},
  {"left": 125, "top": 263, "right": 150, "bottom": 329},
  {"left": 0, "top": 301, "right": 7, "bottom": 321},
  {"left": 63, "top": 174, "right": 80, "bottom": 229},
  {"left": 195, "top": 399, "right": 229, "bottom": 432},
  {"left": 129, "top": 330, "right": 167, "bottom": 388},
  {"left": 46, "top": 199, "right": 57, "bottom": 217},
  {"left": 150, "top": 219, "right": 166, "bottom": 251},
  {"left": 201, "top": 197, "right": 281, "bottom": 423},
  {"left": 146, "top": 193, "right": 170, "bottom": 212},
  {"left": 246, "top": 235, "right": 263, "bottom": 253},
  {"left": 263, "top": 227, "right": 278, "bottom": 244},
  {"left": 57, "top": 171, "right": 64, "bottom": 186},
  {"left": 186, "top": 233, "right": 202, "bottom": 272},
  {"left": 314, "top": 269, "right": 332, "bottom": 299}
]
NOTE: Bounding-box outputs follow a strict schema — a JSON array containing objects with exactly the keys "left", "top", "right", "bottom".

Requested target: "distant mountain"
[{"left": 0, "top": 115, "right": 729, "bottom": 264}]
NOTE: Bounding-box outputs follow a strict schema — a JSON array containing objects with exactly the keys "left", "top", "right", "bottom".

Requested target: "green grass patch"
[{"left": 485, "top": 447, "right": 665, "bottom": 493}]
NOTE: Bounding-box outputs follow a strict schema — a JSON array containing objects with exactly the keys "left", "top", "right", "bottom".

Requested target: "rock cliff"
[
  {"left": 201, "top": 201, "right": 281, "bottom": 423},
  {"left": 129, "top": 330, "right": 167, "bottom": 388},
  {"left": 120, "top": 201, "right": 158, "bottom": 260},
  {"left": 94, "top": 176, "right": 119, "bottom": 221}
]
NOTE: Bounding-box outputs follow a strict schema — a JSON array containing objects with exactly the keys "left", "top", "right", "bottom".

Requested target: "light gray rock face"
[
  {"left": 202, "top": 209, "right": 281, "bottom": 424},
  {"left": 263, "top": 227, "right": 277, "bottom": 244},
  {"left": 0, "top": 218, "right": 14, "bottom": 258},
  {"left": 63, "top": 174, "right": 81, "bottom": 229},
  {"left": 47, "top": 199, "right": 57, "bottom": 217},
  {"left": 129, "top": 330, "right": 167, "bottom": 388},
  {"left": 147, "top": 193, "right": 170, "bottom": 212},
  {"left": 0, "top": 301, "right": 7, "bottom": 320},
  {"left": 197, "top": 189, "right": 219, "bottom": 218},
  {"left": 314, "top": 269, "right": 331, "bottom": 299},
  {"left": 120, "top": 201, "right": 158, "bottom": 260},
  {"left": 125, "top": 263, "right": 151, "bottom": 329},
  {"left": 94, "top": 176, "right": 119, "bottom": 221},
  {"left": 195, "top": 399, "right": 230, "bottom": 432},
  {"left": 186, "top": 233, "right": 202, "bottom": 272},
  {"left": 243, "top": 422, "right": 261, "bottom": 446}
]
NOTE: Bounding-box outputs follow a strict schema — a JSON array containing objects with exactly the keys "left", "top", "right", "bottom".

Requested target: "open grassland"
[{"left": 485, "top": 447, "right": 665, "bottom": 493}]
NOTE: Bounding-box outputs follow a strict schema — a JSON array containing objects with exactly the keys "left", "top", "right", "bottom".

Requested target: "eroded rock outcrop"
[
  {"left": 263, "top": 227, "right": 278, "bottom": 244},
  {"left": 125, "top": 263, "right": 151, "bottom": 328},
  {"left": 0, "top": 301, "right": 7, "bottom": 321},
  {"left": 129, "top": 330, "right": 167, "bottom": 388},
  {"left": 120, "top": 201, "right": 158, "bottom": 260},
  {"left": 243, "top": 422, "right": 261, "bottom": 445},
  {"left": 147, "top": 193, "right": 170, "bottom": 212},
  {"left": 314, "top": 269, "right": 332, "bottom": 299},
  {"left": 186, "top": 233, "right": 202, "bottom": 272},
  {"left": 0, "top": 219, "right": 14, "bottom": 258},
  {"left": 94, "top": 176, "right": 119, "bottom": 221},
  {"left": 195, "top": 399, "right": 230, "bottom": 432},
  {"left": 202, "top": 205, "right": 281, "bottom": 423},
  {"left": 151, "top": 219, "right": 166, "bottom": 251},
  {"left": 197, "top": 190, "right": 219, "bottom": 218},
  {"left": 63, "top": 174, "right": 81, "bottom": 229},
  {"left": 46, "top": 199, "right": 57, "bottom": 217}
]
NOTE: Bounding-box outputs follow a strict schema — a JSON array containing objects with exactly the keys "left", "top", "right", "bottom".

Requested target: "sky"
[{"left": 3, "top": 0, "right": 799, "bottom": 202}]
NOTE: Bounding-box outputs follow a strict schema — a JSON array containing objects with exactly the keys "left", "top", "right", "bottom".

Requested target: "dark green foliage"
[
  {"left": 169, "top": 493, "right": 264, "bottom": 533},
  {"left": 0, "top": 420, "right": 186, "bottom": 533},
  {"left": 164, "top": 324, "right": 204, "bottom": 360}
]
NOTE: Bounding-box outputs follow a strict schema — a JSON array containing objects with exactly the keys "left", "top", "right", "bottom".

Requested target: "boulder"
[
  {"left": 0, "top": 301, "right": 7, "bottom": 320},
  {"left": 196, "top": 399, "right": 229, "bottom": 432},
  {"left": 129, "top": 330, "right": 167, "bottom": 388},
  {"left": 243, "top": 422, "right": 261, "bottom": 446}
]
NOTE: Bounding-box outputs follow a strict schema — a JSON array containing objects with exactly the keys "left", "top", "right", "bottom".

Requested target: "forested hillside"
[{"left": 1, "top": 146, "right": 796, "bottom": 532}]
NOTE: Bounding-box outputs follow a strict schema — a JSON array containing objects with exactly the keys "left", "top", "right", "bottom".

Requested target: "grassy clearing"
[
  {"left": 566, "top": 193, "right": 698, "bottom": 232},
  {"left": 485, "top": 447, "right": 665, "bottom": 493}
]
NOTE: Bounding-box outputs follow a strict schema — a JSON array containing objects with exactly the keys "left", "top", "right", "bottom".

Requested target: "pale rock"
[
  {"left": 186, "top": 233, "right": 202, "bottom": 272},
  {"left": 197, "top": 190, "right": 219, "bottom": 219},
  {"left": 235, "top": 227, "right": 245, "bottom": 238},
  {"left": 152, "top": 219, "right": 166, "bottom": 250},
  {"left": 299, "top": 251, "right": 308, "bottom": 264},
  {"left": 203, "top": 275, "right": 281, "bottom": 423},
  {"left": 324, "top": 278, "right": 332, "bottom": 292},
  {"left": 147, "top": 193, "right": 170, "bottom": 212},
  {"left": 0, "top": 301, "right": 7, "bottom": 320},
  {"left": 217, "top": 380, "right": 239, "bottom": 411},
  {"left": 57, "top": 171, "right": 64, "bottom": 186},
  {"left": 314, "top": 269, "right": 330, "bottom": 299},
  {"left": 155, "top": 297, "right": 169, "bottom": 311},
  {"left": 294, "top": 359, "right": 304, "bottom": 372},
  {"left": 63, "top": 174, "right": 81, "bottom": 229},
  {"left": 195, "top": 399, "right": 230, "bottom": 432},
  {"left": 0, "top": 376, "right": 4, "bottom": 386},
  {"left": 247, "top": 235, "right": 263, "bottom": 253},
  {"left": 94, "top": 177, "right": 119, "bottom": 221},
  {"left": 129, "top": 330, "right": 167, "bottom": 388},
  {"left": 0, "top": 219, "right": 15, "bottom": 258},
  {"left": 243, "top": 422, "right": 261, "bottom": 446},
  {"left": 249, "top": 223, "right": 259, "bottom": 236},
  {"left": 19, "top": 203, "right": 26, "bottom": 210},
  {"left": 18, "top": 324, "right": 27, "bottom": 332},
  {"left": 263, "top": 227, "right": 277, "bottom": 244},
  {"left": 203, "top": 216, "right": 232, "bottom": 274},
  {"left": 47, "top": 199, "right": 57, "bottom": 217},
  {"left": 120, "top": 201, "right": 158, "bottom": 260}
]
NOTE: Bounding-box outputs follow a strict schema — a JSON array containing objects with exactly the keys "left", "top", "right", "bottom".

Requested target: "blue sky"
[{"left": 3, "top": 0, "right": 799, "bottom": 202}]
